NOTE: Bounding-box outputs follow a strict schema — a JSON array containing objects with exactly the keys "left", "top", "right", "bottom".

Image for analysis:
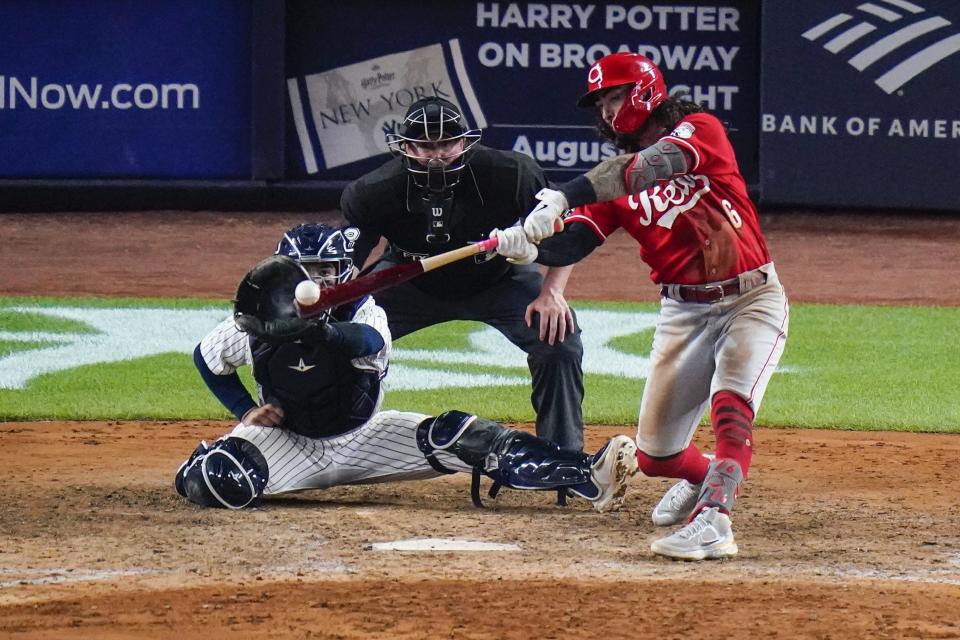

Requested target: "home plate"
[{"left": 369, "top": 538, "right": 520, "bottom": 552}]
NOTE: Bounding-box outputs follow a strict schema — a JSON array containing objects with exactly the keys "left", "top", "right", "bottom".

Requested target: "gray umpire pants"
[{"left": 372, "top": 262, "right": 585, "bottom": 451}]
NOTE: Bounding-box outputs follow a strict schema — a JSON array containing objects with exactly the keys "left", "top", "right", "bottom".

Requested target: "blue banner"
[
  {"left": 285, "top": 1, "right": 760, "bottom": 185},
  {"left": 0, "top": 1, "right": 252, "bottom": 178},
  {"left": 761, "top": 0, "right": 960, "bottom": 210}
]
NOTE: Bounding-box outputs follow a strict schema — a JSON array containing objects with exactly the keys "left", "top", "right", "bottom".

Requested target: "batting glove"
[
  {"left": 523, "top": 188, "right": 568, "bottom": 243},
  {"left": 491, "top": 226, "right": 538, "bottom": 265}
]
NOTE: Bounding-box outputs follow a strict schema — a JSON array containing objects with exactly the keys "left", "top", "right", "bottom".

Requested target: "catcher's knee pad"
[
  {"left": 416, "top": 410, "right": 498, "bottom": 471},
  {"left": 175, "top": 437, "right": 269, "bottom": 509}
]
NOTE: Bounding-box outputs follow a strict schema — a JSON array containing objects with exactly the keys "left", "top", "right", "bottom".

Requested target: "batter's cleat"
[
  {"left": 650, "top": 507, "right": 738, "bottom": 561},
  {"left": 651, "top": 479, "right": 702, "bottom": 526},
  {"left": 588, "top": 435, "right": 640, "bottom": 513},
  {"left": 650, "top": 453, "right": 715, "bottom": 526}
]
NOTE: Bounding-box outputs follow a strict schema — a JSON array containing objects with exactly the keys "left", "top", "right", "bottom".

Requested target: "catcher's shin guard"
[
  {"left": 175, "top": 437, "right": 269, "bottom": 509},
  {"left": 416, "top": 411, "right": 593, "bottom": 506}
]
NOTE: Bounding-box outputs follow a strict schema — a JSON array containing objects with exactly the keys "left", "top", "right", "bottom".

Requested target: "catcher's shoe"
[
  {"left": 650, "top": 506, "right": 738, "bottom": 561},
  {"left": 587, "top": 435, "right": 639, "bottom": 513},
  {"left": 650, "top": 454, "right": 715, "bottom": 526}
]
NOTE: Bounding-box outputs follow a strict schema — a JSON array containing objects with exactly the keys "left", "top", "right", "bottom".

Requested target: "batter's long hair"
[{"left": 596, "top": 94, "right": 708, "bottom": 153}]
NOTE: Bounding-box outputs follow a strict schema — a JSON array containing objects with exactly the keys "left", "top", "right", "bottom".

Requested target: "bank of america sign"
[{"left": 802, "top": 0, "right": 960, "bottom": 94}]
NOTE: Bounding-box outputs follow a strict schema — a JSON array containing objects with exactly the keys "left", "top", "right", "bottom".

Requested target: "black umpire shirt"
[{"left": 340, "top": 145, "right": 547, "bottom": 299}]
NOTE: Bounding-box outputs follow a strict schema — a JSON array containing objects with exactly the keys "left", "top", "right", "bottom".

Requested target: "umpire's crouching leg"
[{"left": 526, "top": 322, "right": 585, "bottom": 451}]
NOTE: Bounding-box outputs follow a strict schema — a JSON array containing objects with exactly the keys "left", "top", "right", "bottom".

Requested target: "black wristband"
[{"left": 558, "top": 175, "right": 598, "bottom": 209}]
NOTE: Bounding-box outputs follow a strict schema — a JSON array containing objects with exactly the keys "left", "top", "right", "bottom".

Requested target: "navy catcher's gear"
[
  {"left": 233, "top": 255, "right": 324, "bottom": 343},
  {"left": 275, "top": 223, "right": 359, "bottom": 288},
  {"left": 175, "top": 437, "right": 269, "bottom": 509},
  {"left": 274, "top": 224, "right": 361, "bottom": 322},
  {"left": 416, "top": 411, "right": 594, "bottom": 506},
  {"left": 251, "top": 333, "right": 381, "bottom": 438},
  {"left": 174, "top": 439, "right": 212, "bottom": 498}
]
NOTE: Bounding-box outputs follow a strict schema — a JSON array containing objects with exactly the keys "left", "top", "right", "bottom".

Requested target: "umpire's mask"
[{"left": 387, "top": 97, "right": 481, "bottom": 195}]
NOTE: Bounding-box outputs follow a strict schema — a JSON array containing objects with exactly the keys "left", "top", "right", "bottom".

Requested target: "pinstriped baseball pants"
[{"left": 229, "top": 410, "right": 473, "bottom": 495}]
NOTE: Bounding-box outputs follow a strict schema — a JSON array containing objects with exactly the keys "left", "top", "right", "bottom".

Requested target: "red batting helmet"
[{"left": 577, "top": 53, "right": 667, "bottom": 134}]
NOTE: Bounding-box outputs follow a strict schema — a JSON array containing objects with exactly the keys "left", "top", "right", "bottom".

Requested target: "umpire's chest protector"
[{"left": 251, "top": 339, "right": 379, "bottom": 438}]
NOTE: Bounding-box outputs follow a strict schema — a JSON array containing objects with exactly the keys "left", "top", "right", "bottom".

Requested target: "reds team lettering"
[{"left": 628, "top": 174, "right": 712, "bottom": 229}]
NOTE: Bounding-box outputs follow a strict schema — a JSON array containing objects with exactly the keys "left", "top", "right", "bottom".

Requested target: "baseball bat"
[{"left": 297, "top": 219, "right": 563, "bottom": 318}]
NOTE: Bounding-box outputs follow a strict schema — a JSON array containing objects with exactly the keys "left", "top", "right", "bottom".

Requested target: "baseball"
[{"left": 295, "top": 279, "right": 321, "bottom": 305}]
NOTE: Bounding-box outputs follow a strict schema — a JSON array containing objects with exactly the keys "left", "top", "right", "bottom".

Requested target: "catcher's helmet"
[
  {"left": 386, "top": 97, "right": 481, "bottom": 193},
  {"left": 275, "top": 223, "right": 359, "bottom": 289},
  {"left": 577, "top": 53, "right": 667, "bottom": 134}
]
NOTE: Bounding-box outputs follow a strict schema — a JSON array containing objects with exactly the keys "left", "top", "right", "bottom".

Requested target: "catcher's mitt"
[{"left": 233, "top": 255, "right": 327, "bottom": 344}]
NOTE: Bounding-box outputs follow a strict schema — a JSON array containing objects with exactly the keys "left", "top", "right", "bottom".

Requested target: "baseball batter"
[
  {"left": 174, "top": 223, "right": 639, "bottom": 511},
  {"left": 495, "top": 53, "right": 789, "bottom": 559}
]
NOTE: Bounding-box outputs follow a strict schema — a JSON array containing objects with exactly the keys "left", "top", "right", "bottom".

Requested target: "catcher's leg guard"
[
  {"left": 175, "top": 437, "right": 269, "bottom": 509},
  {"left": 416, "top": 411, "right": 594, "bottom": 506}
]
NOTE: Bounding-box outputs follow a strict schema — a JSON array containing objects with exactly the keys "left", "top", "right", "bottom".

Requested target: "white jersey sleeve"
[
  {"left": 350, "top": 296, "right": 391, "bottom": 376},
  {"left": 197, "top": 317, "right": 253, "bottom": 374}
]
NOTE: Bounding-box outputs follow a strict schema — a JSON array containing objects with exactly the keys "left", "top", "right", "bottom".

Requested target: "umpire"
[{"left": 340, "top": 96, "right": 585, "bottom": 451}]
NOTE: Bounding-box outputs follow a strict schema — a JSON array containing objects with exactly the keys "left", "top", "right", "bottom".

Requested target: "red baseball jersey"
[{"left": 566, "top": 112, "right": 770, "bottom": 285}]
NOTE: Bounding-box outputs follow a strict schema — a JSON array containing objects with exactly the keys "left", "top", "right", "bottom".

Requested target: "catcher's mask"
[
  {"left": 275, "top": 223, "right": 359, "bottom": 290},
  {"left": 386, "top": 97, "right": 481, "bottom": 194},
  {"left": 578, "top": 52, "right": 666, "bottom": 134}
]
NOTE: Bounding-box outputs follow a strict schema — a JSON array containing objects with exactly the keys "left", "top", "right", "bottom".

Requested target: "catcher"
[{"left": 174, "top": 223, "right": 638, "bottom": 511}]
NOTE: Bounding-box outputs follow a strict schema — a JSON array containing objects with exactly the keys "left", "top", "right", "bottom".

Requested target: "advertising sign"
[
  {"left": 292, "top": 43, "right": 479, "bottom": 172},
  {"left": 761, "top": 0, "right": 960, "bottom": 210},
  {"left": 0, "top": 1, "right": 252, "bottom": 178},
  {"left": 286, "top": 1, "right": 760, "bottom": 185}
]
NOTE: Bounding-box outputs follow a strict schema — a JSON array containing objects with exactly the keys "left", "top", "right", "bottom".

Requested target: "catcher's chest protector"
[{"left": 251, "top": 339, "right": 380, "bottom": 438}]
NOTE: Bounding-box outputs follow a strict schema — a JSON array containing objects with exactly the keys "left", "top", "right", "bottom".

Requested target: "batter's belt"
[{"left": 661, "top": 265, "right": 770, "bottom": 304}]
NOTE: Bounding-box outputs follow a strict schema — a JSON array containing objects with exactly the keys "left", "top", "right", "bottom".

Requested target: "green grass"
[
  {"left": 0, "top": 309, "right": 97, "bottom": 333},
  {"left": 2, "top": 354, "right": 256, "bottom": 420},
  {"left": 0, "top": 297, "right": 957, "bottom": 432},
  {"left": 756, "top": 304, "right": 960, "bottom": 431}
]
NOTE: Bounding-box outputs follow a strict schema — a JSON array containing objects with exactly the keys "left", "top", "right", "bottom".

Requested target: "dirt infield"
[{"left": 1, "top": 210, "right": 959, "bottom": 638}]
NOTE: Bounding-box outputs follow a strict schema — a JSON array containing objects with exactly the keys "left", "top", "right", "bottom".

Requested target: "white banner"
[{"left": 290, "top": 41, "right": 486, "bottom": 171}]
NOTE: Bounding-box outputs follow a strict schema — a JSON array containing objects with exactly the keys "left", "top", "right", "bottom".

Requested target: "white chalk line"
[
  {"left": 0, "top": 560, "right": 350, "bottom": 590},
  {"left": 0, "top": 567, "right": 163, "bottom": 589}
]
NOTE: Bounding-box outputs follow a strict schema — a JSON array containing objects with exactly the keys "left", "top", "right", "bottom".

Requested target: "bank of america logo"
[{"left": 802, "top": 0, "right": 960, "bottom": 94}]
